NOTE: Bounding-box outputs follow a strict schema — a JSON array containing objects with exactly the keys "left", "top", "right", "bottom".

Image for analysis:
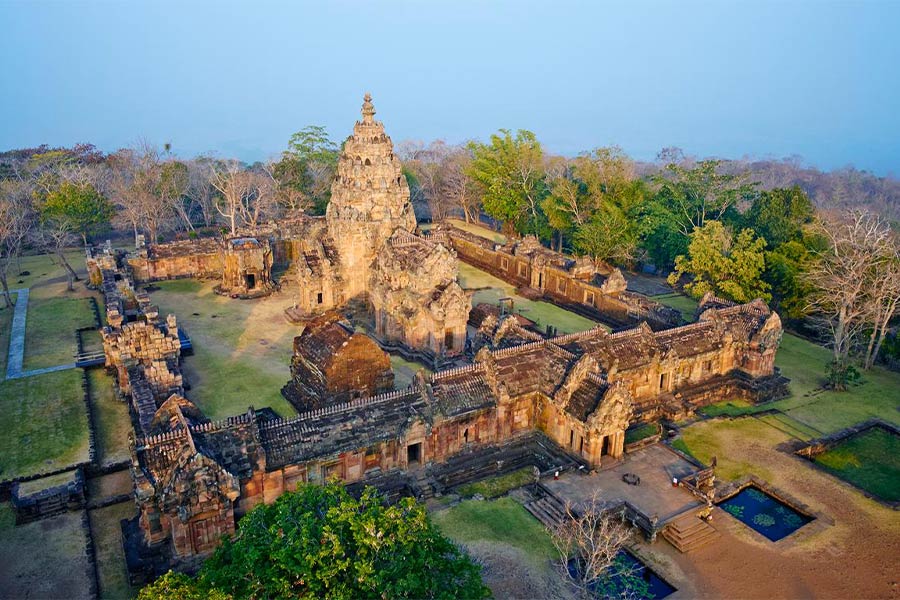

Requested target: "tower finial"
[{"left": 361, "top": 92, "right": 375, "bottom": 123}]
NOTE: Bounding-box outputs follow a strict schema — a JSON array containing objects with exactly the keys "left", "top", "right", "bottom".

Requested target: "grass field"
[
  {"left": 676, "top": 418, "right": 791, "bottom": 482},
  {"left": 433, "top": 497, "right": 556, "bottom": 565},
  {"left": 455, "top": 467, "right": 535, "bottom": 499},
  {"left": 443, "top": 219, "right": 508, "bottom": 244},
  {"left": 814, "top": 427, "right": 900, "bottom": 502},
  {"left": 625, "top": 422, "right": 660, "bottom": 445},
  {"left": 0, "top": 507, "right": 93, "bottom": 600},
  {"left": 90, "top": 501, "right": 136, "bottom": 600},
  {"left": 459, "top": 263, "right": 600, "bottom": 334},
  {"left": 652, "top": 292, "right": 699, "bottom": 322},
  {"left": 89, "top": 369, "right": 132, "bottom": 466},
  {"left": 23, "top": 296, "right": 96, "bottom": 370},
  {"left": 151, "top": 279, "right": 297, "bottom": 419},
  {"left": 0, "top": 368, "right": 90, "bottom": 481}
]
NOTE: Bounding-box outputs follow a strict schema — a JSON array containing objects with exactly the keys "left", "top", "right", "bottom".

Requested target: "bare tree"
[
  {"left": 806, "top": 210, "right": 894, "bottom": 386},
  {"left": 210, "top": 161, "right": 276, "bottom": 235},
  {"left": 550, "top": 491, "right": 633, "bottom": 598},
  {"left": 441, "top": 149, "right": 479, "bottom": 223},
  {"left": 863, "top": 244, "right": 900, "bottom": 370},
  {"left": 0, "top": 180, "right": 33, "bottom": 307},
  {"left": 186, "top": 157, "right": 218, "bottom": 227}
]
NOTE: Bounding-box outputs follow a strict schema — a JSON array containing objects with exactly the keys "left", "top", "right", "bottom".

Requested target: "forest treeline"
[{"left": 0, "top": 127, "right": 897, "bottom": 383}]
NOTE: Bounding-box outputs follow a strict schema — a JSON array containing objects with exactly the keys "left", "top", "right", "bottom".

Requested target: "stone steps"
[
  {"left": 662, "top": 513, "right": 720, "bottom": 553},
  {"left": 523, "top": 496, "right": 566, "bottom": 529}
]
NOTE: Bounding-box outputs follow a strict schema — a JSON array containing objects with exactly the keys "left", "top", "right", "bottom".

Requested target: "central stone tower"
[{"left": 326, "top": 93, "right": 417, "bottom": 299}]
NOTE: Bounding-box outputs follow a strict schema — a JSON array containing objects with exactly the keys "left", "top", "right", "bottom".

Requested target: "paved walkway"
[
  {"left": 5, "top": 288, "right": 76, "bottom": 380},
  {"left": 544, "top": 444, "right": 702, "bottom": 523}
]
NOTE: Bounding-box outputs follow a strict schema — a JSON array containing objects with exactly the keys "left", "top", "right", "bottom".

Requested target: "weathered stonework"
[
  {"left": 281, "top": 311, "right": 394, "bottom": 411},
  {"left": 429, "top": 224, "right": 681, "bottom": 330}
]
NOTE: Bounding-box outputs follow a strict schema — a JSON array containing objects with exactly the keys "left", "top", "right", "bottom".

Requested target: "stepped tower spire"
[{"left": 325, "top": 93, "right": 417, "bottom": 298}]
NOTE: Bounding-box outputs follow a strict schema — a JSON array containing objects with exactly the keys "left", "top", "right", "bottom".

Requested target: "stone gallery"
[{"left": 83, "top": 95, "right": 786, "bottom": 577}]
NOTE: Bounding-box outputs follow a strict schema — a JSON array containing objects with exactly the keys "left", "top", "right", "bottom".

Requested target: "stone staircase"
[
  {"left": 661, "top": 512, "right": 720, "bottom": 553},
  {"left": 523, "top": 484, "right": 568, "bottom": 529},
  {"left": 410, "top": 470, "right": 436, "bottom": 501}
]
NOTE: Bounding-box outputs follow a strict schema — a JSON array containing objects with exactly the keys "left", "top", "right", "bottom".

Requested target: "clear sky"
[{"left": 2, "top": 0, "right": 898, "bottom": 174}]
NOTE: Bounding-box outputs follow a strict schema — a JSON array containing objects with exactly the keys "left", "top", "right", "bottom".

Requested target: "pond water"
[
  {"left": 718, "top": 485, "right": 813, "bottom": 541},
  {"left": 569, "top": 550, "right": 675, "bottom": 599}
]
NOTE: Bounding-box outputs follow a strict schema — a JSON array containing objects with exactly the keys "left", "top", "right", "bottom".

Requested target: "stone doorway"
[
  {"left": 407, "top": 442, "right": 422, "bottom": 467},
  {"left": 244, "top": 272, "right": 256, "bottom": 290},
  {"left": 602, "top": 435, "right": 612, "bottom": 456}
]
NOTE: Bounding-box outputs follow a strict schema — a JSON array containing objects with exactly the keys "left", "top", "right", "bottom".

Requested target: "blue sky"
[{"left": 2, "top": 0, "right": 898, "bottom": 174}]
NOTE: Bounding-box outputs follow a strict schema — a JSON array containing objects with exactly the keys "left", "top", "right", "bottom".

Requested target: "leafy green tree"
[
  {"left": 633, "top": 198, "right": 687, "bottom": 269},
  {"left": 573, "top": 210, "right": 638, "bottom": 266},
  {"left": 668, "top": 220, "right": 771, "bottom": 302},
  {"left": 41, "top": 181, "right": 114, "bottom": 245},
  {"left": 273, "top": 125, "right": 339, "bottom": 215},
  {"left": 199, "top": 482, "right": 489, "bottom": 600},
  {"left": 744, "top": 186, "right": 814, "bottom": 248},
  {"left": 466, "top": 129, "right": 548, "bottom": 238},
  {"left": 138, "top": 572, "right": 231, "bottom": 600}
]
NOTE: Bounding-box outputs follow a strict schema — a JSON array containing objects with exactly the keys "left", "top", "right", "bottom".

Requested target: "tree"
[
  {"left": 440, "top": 148, "right": 480, "bottom": 224},
  {"left": 466, "top": 129, "right": 547, "bottom": 238},
  {"left": 652, "top": 160, "right": 756, "bottom": 237},
  {"left": 744, "top": 186, "right": 814, "bottom": 248},
  {"left": 138, "top": 572, "right": 231, "bottom": 600},
  {"left": 210, "top": 161, "right": 275, "bottom": 235},
  {"left": 805, "top": 210, "right": 894, "bottom": 387},
  {"left": 668, "top": 220, "right": 771, "bottom": 303},
  {"left": 573, "top": 210, "right": 638, "bottom": 266},
  {"left": 41, "top": 181, "right": 114, "bottom": 246},
  {"left": 272, "top": 125, "right": 339, "bottom": 215},
  {"left": 550, "top": 491, "right": 637, "bottom": 598},
  {"left": 0, "top": 180, "right": 32, "bottom": 307},
  {"left": 199, "top": 482, "right": 488, "bottom": 599}
]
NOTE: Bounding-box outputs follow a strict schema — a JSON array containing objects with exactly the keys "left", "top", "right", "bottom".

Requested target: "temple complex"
[{"left": 80, "top": 94, "right": 790, "bottom": 580}]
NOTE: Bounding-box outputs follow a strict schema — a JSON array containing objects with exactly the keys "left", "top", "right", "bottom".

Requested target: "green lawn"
[
  {"left": 652, "top": 292, "right": 698, "bottom": 322},
  {"left": 432, "top": 497, "right": 557, "bottom": 565},
  {"left": 90, "top": 502, "right": 136, "bottom": 600},
  {"left": 455, "top": 467, "right": 535, "bottom": 499},
  {"left": 0, "top": 368, "right": 90, "bottom": 481},
  {"left": 0, "top": 507, "right": 93, "bottom": 600},
  {"left": 676, "top": 418, "right": 790, "bottom": 482},
  {"left": 814, "top": 427, "right": 900, "bottom": 503},
  {"left": 624, "top": 422, "right": 660, "bottom": 445},
  {"left": 89, "top": 369, "right": 132, "bottom": 466},
  {"left": 150, "top": 279, "right": 297, "bottom": 420},
  {"left": 458, "top": 262, "right": 600, "bottom": 334},
  {"left": 23, "top": 296, "right": 96, "bottom": 370}
]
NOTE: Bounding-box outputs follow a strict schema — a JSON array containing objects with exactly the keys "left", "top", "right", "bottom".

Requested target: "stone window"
[
  {"left": 557, "top": 278, "right": 566, "bottom": 293},
  {"left": 703, "top": 360, "right": 712, "bottom": 373},
  {"left": 659, "top": 372, "right": 669, "bottom": 391},
  {"left": 316, "top": 292, "right": 323, "bottom": 304},
  {"left": 500, "top": 257, "right": 509, "bottom": 270},
  {"left": 517, "top": 262, "right": 527, "bottom": 277},
  {"left": 322, "top": 461, "right": 343, "bottom": 480},
  {"left": 584, "top": 290, "right": 595, "bottom": 306}
]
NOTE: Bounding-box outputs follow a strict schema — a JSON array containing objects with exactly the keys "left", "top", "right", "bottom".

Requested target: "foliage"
[
  {"left": 40, "top": 180, "right": 113, "bottom": 244},
  {"left": 744, "top": 186, "right": 814, "bottom": 248},
  {"left": 826, "top": 359, "right": 860, "bottom": 391},
  {"left": 752, "top": 513, "right": 776, "bottom": 527},
  {"left": 199, "top": 482, "right": 489, "bottom": 599},
  {"left": 273, "top": 125, "right": 339, "bottom": 215},
  {"left": 668, "top": 220, "right": 771, "bottom": 302},
  {"left": 138, "top": 572, "right": 230, "bottom": 600},
  {"left": 466, "top": 129, "right": 548, "bottom": 238}
]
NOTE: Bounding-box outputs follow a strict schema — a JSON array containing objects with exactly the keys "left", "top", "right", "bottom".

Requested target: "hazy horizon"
[{"left": 2, "top": 0, "right": 898, "bottom": 176}]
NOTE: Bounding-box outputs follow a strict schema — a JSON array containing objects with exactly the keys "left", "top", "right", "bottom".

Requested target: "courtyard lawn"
[
  {"left": 0, "top": 507, "right": 93, "bottom": 600},
  {"left": 676, "top": 417, "right": 791, "bottom": 482},
  {"left": 624, "top": 422, "right": 660, "bottom": 445},
  {"left": 89, "top": 369, "right": 132, "bottom": 466},
  {"left": 150, "top": 279, "right": 297, "bottom": 419},
  {"left": 90, "top": 501, "right": 136, "bottom": 600},
  {"left": 458, "top": 262, "right": 600, "bottom": 334},
  {"left": 652, "top": 292, "right": 698, "bottom": 323},
  {"left": 455, "top": 467, "right": 535, "bottom": 499},
  {"left": 390, "top": 355, "right": 430, "bottom": 389},
  {"left": 814, "top": 427, "right": 900, "bottom": 503},
  {"left": 433, "top": 497, "right": 556, "bottom": 564},
  {"left": 22, "top": 296, "right": 96, "bottom": 370},
  {"left": 0, "top": 368, "right": 90, "bottom": 481},
  {"left": 444, "top": 218, "right": 508, "bottom": 244}
]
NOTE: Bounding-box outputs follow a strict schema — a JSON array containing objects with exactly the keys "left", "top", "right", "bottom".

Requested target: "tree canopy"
[
  {"left": 669, "top": 220, "right": 771, "bottom": 303},
  {"left": 140, "top": 482, "right": 489, "bottom": 600},
  {"left": 40, "top": 180, "right": 114, "bottom": 245}
]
